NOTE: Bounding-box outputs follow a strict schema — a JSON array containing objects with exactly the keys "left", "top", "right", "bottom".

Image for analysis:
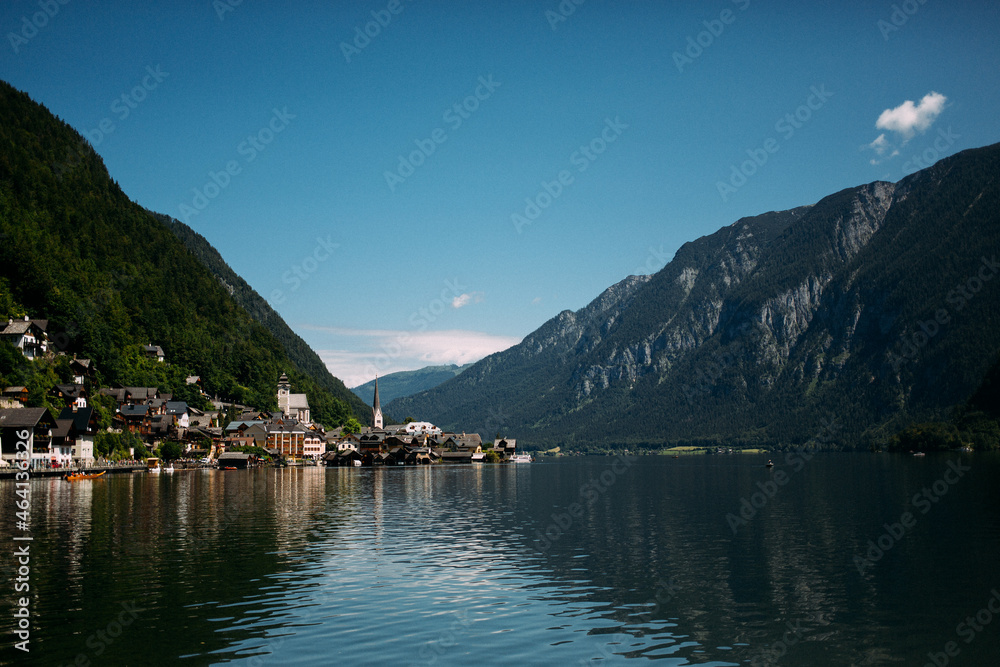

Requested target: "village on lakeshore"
[{"left": 0, "top": 316, "right": 524, "bottom": 472}]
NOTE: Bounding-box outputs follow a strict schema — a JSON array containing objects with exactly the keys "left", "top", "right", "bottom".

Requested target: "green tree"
[
  {"left": 160, "top": 441, "right": 183, "bottom": 462},
  {"left": 342, "top": 417, "right": 362, "bottom": 434},
  {"left": 888, "top": 422, "right": 961, "bottom": 452},
  {"left": 121, "top": 431, "right": 146, "bottom": 459},
  {"left": 95, "top": 431, "right": 120, "bottom": 459}
]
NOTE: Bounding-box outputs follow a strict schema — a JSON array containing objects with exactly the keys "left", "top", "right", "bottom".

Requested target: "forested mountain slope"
[{"left": 0, "top": 80, "right": 363, "bottom": 427}]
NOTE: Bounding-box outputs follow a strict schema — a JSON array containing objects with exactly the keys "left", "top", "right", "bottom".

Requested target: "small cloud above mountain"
[{"left": 865, "top": 92, "right": 947, "bottom": 164}]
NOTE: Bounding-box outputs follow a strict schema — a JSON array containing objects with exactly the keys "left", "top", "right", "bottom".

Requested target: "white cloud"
[
  {"left": 866, "top": 133, "right": 899, "bottom": 165},
  {"left": 303, "top": 325, "right": 521, "bottom": 388},
  {"left": 864, "top": 92, "right": 947, "bottom": 164},
  {"left": 531, "top": 296, "right": 542, "bottom": 305},
  {"left": 451, "top": 291, "right": 484, "bottom": 309},
  {"left": 868, "top": 133, "right": 890, "bottom": 156},
  {"left": 875, "top": 91, "right": 947, "bottom": 141}
]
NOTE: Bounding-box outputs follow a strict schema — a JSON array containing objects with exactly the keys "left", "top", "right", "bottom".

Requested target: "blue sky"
[{"left": 2, "top": 0, "right": 998, "bottom": 387}]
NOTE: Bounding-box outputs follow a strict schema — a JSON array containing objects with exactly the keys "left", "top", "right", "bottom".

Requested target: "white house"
[
  {"left": 303, "top": 431, "right": 324, "bottom": 459},
  {"left": 166, "top": 402, "right": 190, "bottom": 429},
  {"left": 1, "top": 317, "right": 49, "bottom": 360},
  {"left": 59, "top": 406, "right": 97, "bottom": 466},
  {"left": 403, "top": 421, "right": 442, "bottom": 436}
]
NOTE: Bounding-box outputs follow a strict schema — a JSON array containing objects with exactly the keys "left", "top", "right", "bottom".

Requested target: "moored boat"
[
  {"left": 66, "top": 471, "right": 106, "bottom": 481},
  {"left": 511, "top": 453, "right": 532, "bottom": 463}
]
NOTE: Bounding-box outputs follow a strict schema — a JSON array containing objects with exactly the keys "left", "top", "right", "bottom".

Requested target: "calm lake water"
[{"left": 2, "top": 454, "right": 1000, "bottom": 666}]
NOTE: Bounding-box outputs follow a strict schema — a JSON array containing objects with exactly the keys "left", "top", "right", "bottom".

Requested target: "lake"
[{"left": 2, "top": 454, "right": 999, "bottom": 665}]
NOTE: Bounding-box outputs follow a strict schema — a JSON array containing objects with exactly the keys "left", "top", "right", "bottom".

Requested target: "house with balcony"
[{"left": 1, "top": 317, "right": 49, "bottom": 360}]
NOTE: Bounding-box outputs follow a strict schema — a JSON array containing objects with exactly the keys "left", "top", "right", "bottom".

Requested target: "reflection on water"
[{"left": 1, "top": 455, "right": 999, "bottom": 665}]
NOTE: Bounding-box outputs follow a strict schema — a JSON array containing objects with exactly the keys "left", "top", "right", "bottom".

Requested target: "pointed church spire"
[{"left": 372, "top": 375, "right": 383, "bottom": 429}]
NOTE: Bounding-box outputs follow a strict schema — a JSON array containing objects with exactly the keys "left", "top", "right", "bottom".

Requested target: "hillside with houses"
[{"left": 1, "top": 322, "right": 522, "bottom": 471}]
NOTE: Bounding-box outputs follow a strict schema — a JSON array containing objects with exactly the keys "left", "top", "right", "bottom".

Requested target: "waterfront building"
[{"left": 0, "top": 407, "right": 56, "bottom": 469}]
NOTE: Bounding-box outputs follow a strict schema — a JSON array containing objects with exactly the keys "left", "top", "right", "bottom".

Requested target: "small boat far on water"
[
  {"left": 511, "top": 453, "right": 533, "bottom": 463},
  {"left": 913, "top": 451, "right": 926, "bottom": 457},
  {"left": 66, "top": 471, "right": 105, "bottom": 481},
  {"left": 765, "top": 460, "right": 774, "bottom": 468}
]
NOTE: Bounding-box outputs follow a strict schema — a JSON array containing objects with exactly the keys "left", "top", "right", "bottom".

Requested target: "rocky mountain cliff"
[{"left": 388, "top": 144, "right": 1000, "bottom": 449}]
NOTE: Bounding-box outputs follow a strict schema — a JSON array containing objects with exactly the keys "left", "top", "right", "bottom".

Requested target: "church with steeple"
[
  {"left": 371, "top": 375, "right": 383, "bottom": 429},
  {"left": 276, "top": 372, "right": 311, "bottom": 424}
]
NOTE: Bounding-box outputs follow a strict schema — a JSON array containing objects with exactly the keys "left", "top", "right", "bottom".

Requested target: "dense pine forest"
[{"left": 0, "top": 81, "right": 367, "bottom": 428}]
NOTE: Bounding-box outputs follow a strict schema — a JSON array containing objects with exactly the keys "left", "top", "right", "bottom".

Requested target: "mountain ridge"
[
  {"left": 350, "top": 363, "right": 473, "bottom": 407},
  {"left": 388, "top": 144, "right": 1000, "bottom": 449},
  {"left": 0, "top": 79, "right": 365, "bottom": 427},
  {"left": 160, "top": 215, "right": 371, "bottom": 422}
]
